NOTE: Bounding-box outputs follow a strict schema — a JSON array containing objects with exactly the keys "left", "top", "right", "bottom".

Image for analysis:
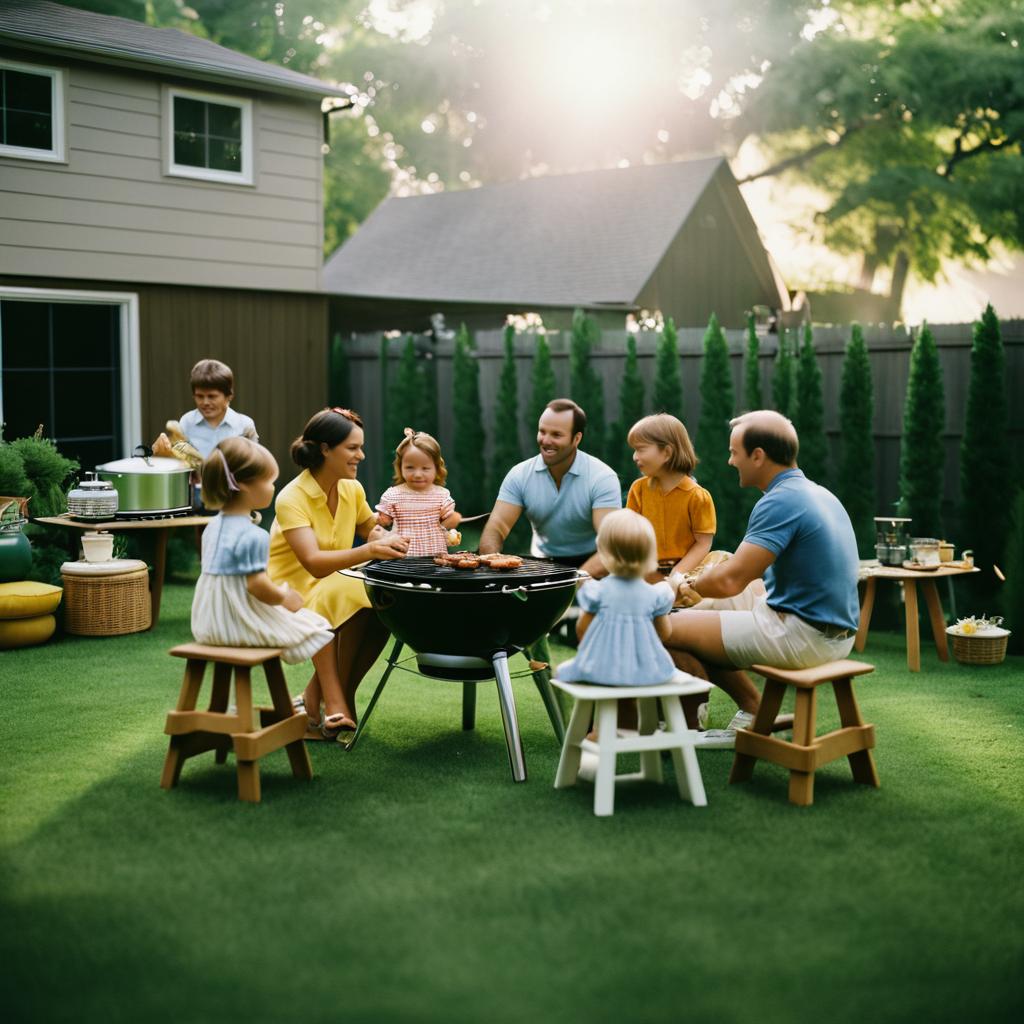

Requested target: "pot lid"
[{"left": 96, "top": 456, "right": 192, "bottom": 474}]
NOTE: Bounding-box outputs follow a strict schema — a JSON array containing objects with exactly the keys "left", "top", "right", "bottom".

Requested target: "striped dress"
[
  {"left": 191, "top": 513, "right": 333, "bottom": 664},
  {"left": 375, "top": 484, "right": 455, "bottom": 557}
]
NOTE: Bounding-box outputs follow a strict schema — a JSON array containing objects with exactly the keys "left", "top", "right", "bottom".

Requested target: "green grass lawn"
[{"left": 2, "top": 582, "right": 1022, "bottom": 1024}]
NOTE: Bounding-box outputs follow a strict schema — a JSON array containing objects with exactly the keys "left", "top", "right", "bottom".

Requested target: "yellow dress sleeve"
[
  {"left": 274, "top": 488, "right": 312, "bottom": 532},
  {"left": 353, "top": 481, "right": 375, "bottom": 529},
  {"left": 689, "top": 486, "right": 717, "bottom": 536}
]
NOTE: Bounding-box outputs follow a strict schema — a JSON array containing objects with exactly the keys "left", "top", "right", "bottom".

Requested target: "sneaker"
[
  {"left": 696, "top": 701, "right": 709, "bottom": 731},
  {"left": 690, "top": 710, "right": 755, "bottom": 750},
  {"left": 577, "top": 750, "right": 598, "bottom": 782}
]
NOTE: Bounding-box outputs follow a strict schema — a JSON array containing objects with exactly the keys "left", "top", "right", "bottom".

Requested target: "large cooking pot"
[{"left": 96, "top": 449, "right": 192, "bottom": 517}]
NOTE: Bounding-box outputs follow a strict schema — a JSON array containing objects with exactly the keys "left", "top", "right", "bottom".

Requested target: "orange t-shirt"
[{"left": 626, "top": 475, "right": 717, "bottom": 561}]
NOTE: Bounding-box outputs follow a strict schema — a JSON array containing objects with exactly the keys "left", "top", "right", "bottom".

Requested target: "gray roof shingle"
[
  {"left": 323, "top": 157, "right": 725, "bottom": 307},
  {"left": 0, "top": 0, "right": 345, "bottom": 98}
]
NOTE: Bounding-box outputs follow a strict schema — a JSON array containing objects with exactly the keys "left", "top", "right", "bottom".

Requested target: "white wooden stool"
[{"left": 552, "top": 671, "right": 714, "bottom": 816}]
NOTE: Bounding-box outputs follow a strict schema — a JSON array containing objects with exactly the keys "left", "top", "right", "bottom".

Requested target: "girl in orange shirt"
[{"left": 626, "top": 413, "right": 715, "bottom": 587}]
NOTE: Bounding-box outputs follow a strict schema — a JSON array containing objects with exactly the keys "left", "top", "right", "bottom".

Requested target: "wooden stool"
[
  {"left": 160, "top": 643, "right": 313, "bottom": 803},
  {"left": 730, "top": 659, "right": 879, "bottom": 806},
  {"left": 553, "top": 671, "right": 713, "bottom": 816}
]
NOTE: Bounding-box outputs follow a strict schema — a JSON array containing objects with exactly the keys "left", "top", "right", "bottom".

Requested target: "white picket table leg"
[
  {"left": 593, "top": 700, "right": 619, "bottom": 816},
  {"left": 663, "top": 695, "right": 707, "bottom": 808},
  {"left": 554, "top": 698, "right": 593, "bottom": 788}
]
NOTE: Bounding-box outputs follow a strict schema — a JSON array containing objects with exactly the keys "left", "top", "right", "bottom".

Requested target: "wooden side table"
[
  {"left": 856, "top": 564, "right": 979, "bottom": 672},
  {"left": 34, "top": 514, "right": 212, "bottom": 628}
]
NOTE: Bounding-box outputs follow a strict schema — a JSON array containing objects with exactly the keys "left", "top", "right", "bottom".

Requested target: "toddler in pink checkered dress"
[{"left": 375, "top": 428, "right": 462, "bottom": 557}]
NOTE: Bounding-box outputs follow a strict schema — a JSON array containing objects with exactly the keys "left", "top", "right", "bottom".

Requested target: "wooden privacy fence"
[{"left": 344, "top": 320, "right": 1024, "bottom": 523}]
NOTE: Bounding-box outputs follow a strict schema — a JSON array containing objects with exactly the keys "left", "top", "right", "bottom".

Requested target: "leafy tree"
[
  {"left": 793, "top": 324, "right": 829, "bottom": 485},
  {"left": 898, "top": 323, "right": 945, "bottom": 538},
  {"left": 569, "top": 309, "right": 605, "bottom": 460},
  {"left": 490, "top": 325, "right": 523, "bottom": 495},
  {"left": 739, "top": 4, "right": 1024, "bottom": 312},
  {"left": 328, "top": 332, "right": 350, "bottom": 408},
  {"left": 772, "top": 327, "right": 794, "bottom": 418},
  {"left": 960, "top": 304, "right": 1013, "bottom": 609},
  {"left": 526, "top": 333, "right": 556, "bottom": 439},
  {"left": 611, "top": 334, "right": 645, "bottom": 490},
  {"left": 743, "top": 313, "right": 763, "bottom": 412},
  {"left": 653, "top": 317, "right": 684, "bottom": 420},
  {"left": 837, "top": 324, "right": 876, "bottom": 555},
  {"left": 452, "top": 323, "right": 486, "bottom": 512},
  {"left": 695, "top": 313, "right": 744, "bottom": 548}
]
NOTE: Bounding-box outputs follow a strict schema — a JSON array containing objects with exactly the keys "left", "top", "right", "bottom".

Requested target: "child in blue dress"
[
  {"left": 191, "top": 437, "right": 333, "bottom": 665},
  {"left": 557, "top": 509, "right": 680, "bottom": 686}
]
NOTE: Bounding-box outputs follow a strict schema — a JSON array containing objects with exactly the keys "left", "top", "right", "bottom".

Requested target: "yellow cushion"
[
  {"left": 0, "top": 581, "right": 63, "bottom": 620},
  {"left": 0, "top": 613, "right": 56, "bottom": 649}
]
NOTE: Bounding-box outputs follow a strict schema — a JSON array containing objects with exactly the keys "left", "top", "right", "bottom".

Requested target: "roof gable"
[
  {"left": 0, "top": 0, "right": 344, "bottom": 99},
  {"left": 323, "top": 157, "right": 726, "bottom": 307}
]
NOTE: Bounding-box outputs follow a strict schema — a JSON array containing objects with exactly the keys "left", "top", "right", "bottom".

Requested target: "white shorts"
[{"left": 720, "top": 596, "right": 855, "bottom": 670}]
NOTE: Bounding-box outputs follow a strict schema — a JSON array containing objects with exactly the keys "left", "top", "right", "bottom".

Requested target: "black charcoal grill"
[{"left": 339, "top": 556, "right": 584, "bottom": 781}]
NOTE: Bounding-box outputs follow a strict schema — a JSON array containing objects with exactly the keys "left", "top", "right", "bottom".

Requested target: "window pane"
[
  {"left": 207, "top": 102, "right": 241, "bottom": 140},
  {"left": 59, "top": 437, "right": 117, "bottom": 470},
  {"left": 208, "top": 137, "right": 241, "bottom": 172},
  {"left": 54, "top": 370, "right": 115, "bottom": 438},
  {"left": 1, "top": 301, "right": 50, "bottom": 369},
  {"left": 1, "top": 369, "right": 49, "bottom": 440},
  {"left": 4, "top": 69, "right": 51, "bottom": 114},
  {"left": 173, "top": 130, "right": 204, "bottom": 167},
  {"left": 4, "top": 110, "right": 52, "bottom": 150},
  {"left": 52, "top": 304, "right": 117, "bottom": 368},
  {"left": 173, "top": 96, "right": 206, "bottom": 134}
]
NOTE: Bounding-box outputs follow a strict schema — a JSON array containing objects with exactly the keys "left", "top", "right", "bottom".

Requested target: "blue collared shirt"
[
  {"left": 496, "top": 450, "right": 622, "bottom": 556},
  {"left": 743, "top": 468, "right": 860, "bottom": 631},
  {"left": 179, "top": 406, "right": 259, "bottom": 460}
]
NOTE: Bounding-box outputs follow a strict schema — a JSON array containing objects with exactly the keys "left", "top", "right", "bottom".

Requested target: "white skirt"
[{"left": 191, "top": 573, "right": 334, "bottom": 665}]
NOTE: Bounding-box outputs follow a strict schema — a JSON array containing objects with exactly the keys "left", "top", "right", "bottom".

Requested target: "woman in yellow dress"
[{"left": 268, "top": 408, "right": 409, "bottom": 740}]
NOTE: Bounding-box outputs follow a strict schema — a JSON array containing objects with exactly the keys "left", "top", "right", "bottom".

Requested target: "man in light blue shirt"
[
  {"left": 480, "top": 399, "right": 622, "bottom": 578},
  {"left": 664, "top": 410, "right": 860, "bottom": 746}
]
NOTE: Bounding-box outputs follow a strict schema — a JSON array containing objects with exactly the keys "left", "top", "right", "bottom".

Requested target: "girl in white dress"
[
  {"left": 191, "top": 437, "right": 333, "bottom": 664},
  {"left": 376, "top": 428, "right": 462, "bottom": 557}
]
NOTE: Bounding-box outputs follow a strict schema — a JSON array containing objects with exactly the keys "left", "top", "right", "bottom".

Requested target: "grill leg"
[
  {"left": 462, "top": 682, "right": 477, "bottom": 730},
  {"left": 341, "top": 638, "right": 404, "bottom": 752},
  {"left": 492, "top": 651, "right": 527, "bottom": 783},
  {"left": 527, "top": 636, "right": 566, "bottom": 743}
]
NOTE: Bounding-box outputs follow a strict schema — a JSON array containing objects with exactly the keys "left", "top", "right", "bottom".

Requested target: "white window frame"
[
  {"left": 0, "top": 58, "right": 66, "bottom": 163},
  {"left": 164, "top": 85, "right": 254, "bottom": 186},
  {"left": 0, "top": 286, "right": 141, "bottom": 457}
]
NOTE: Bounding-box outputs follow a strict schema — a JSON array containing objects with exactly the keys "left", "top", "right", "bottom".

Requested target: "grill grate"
[{"left": 362, "top": 555, "right": 578, "bottom": 588}]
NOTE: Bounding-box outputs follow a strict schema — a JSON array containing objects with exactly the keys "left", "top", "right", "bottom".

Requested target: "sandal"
[
  {"left": 292, "top": 694, "right": 327, "bottom": 740},
  {"left": 321, "top": 713, "right": 357, "bottom": 741}
]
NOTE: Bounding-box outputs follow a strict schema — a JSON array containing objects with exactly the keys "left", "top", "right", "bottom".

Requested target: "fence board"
[{"left": 342, "top": 321, "right": 1024, "bottom": 531}]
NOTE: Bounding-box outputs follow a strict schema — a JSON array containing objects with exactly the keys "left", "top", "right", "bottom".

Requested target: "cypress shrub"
[
  {"left": 569, "top": 308, "right": 605, "bottom": 459},
  {"left": 612, "top": 333, "right": 644, "bottom": 490},
  {"left": 837, "top": 323, "right": 876, "bottom": 555},
  {"left": 695, "top": 313, "right": 744, "bottom": 548},
  {"left": 960, "top": 304, "right": 1013, "bottom": 609},
  {"left": 490, "top": 325, "right": 523, "bottom": 494},
  {"left": 772, "top": 326, "right": 794, "bottom": 418},
  {"left": 526, "top": 333, "right": 556, "bottom": 439},
  {"left": 793, "top": 323, "right": 829, "bottom": 485},
  {"left": 327, "top": 332, "right": 350, "bottom": 407},
  {"left": 898, "top": 323, "right": 945, "bottom": 538},
  {"left": 1004, "top": 488, "right": 1024, "bottom": 652},
  {"left": 653, "top": 316, "right": 684, "bottom": 419},
  {"left": 452, "top": 323, "right": 487, "bottom": 512},
  {"left": 743, "top": 313, "right": 762, "bottom": 412}
]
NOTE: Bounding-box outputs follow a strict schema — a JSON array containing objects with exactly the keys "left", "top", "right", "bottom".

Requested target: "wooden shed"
[{"left": 325, "top": 157, "right": 789, "bottom": 335}]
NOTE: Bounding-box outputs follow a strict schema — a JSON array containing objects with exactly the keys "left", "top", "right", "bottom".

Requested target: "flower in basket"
[
  {"left": 953, "top": 617, "right": 978, "bottom": 636},
  {"left": 951, "top": 614, "right": 1005, "bottom": 635}
]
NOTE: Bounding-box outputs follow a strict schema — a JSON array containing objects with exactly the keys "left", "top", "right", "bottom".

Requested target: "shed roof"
[
  {"left": 323, "top": 157, "right": 729, "bottom": 308},
  {"left": 0, "top": 0, "right": 345, "bottom": 99}
]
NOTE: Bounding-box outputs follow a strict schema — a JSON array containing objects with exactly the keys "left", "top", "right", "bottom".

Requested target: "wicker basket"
[
  {"left": 61, "top": 567, "right": 151, "bottom": 636},
  {"left": 946, "top": 626, "right": 1010, "bottom": 666}
]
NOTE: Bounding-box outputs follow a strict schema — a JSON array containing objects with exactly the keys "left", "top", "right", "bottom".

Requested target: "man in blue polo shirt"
[
  {"left": 480, "top": 399, "right": 622, "bottom": 574},
  {"left": 667, "top": 409, "right": 860, "bottom": 746}
]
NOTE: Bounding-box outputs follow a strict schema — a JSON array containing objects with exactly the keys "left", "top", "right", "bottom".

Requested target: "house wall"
[
  {"left": 0, "top": 275, "right": 328, "bottom": 474},
  {"left": 635, "top": 167, "right": 784, "bottom": 330},
  {"left": 0, "top": 48, "right": 325, "bottom": 293}
]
